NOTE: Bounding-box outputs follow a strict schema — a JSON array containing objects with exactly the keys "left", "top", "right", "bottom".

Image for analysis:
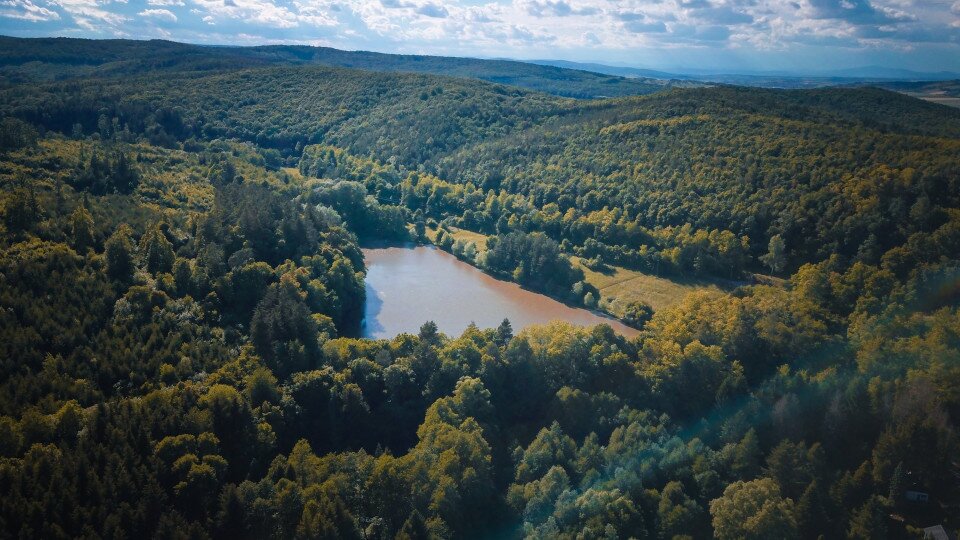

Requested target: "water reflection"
[{"left": 361, "top": 245, "right": 639, "bottom": 339}]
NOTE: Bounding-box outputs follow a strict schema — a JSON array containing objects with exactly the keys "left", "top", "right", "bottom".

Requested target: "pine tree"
[
  {"left": 105, "top": 224, "right": 135, "bottom": 282},
  {"left": 888, "top": 461, "right": 905, "bottom": 507},
  {"left": 69, "top": 203, "right": 95, "bottom": 253},
  {"left": 496, "top": 318, "right": 513, "bottom": 347},
  {"left": 397, "top": 510, "right": 431, "bottom": 540},
  {"left": 140, "top": 224, "right": 174, "bottom": 274},
  {"left": 847, "top": 496, "right": 888, "bottom": 540}
]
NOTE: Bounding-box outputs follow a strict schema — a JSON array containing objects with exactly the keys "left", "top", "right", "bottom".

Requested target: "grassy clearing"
[
  {"left": 572, "top": 256, "right": 727, "bottom": 313},
  {"left": 427, "top": 226, "right": 489, "bottom": 250},
  {"left": 282, "top": 167, "right": 305, "bottom": 181},
  {"left": 425, "top": 226, "right": 727, "bottom": 314}
]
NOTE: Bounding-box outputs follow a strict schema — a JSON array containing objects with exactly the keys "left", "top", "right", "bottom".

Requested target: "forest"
[
  {"left": 0, "top": 37, "right": 959, "bottom": 539},
  {"left": 0, "top": 36, "right": 667, "bottom": 99}
]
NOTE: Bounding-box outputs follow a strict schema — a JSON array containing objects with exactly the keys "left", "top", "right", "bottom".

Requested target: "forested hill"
[
  {"left": 2, "top": 38, "right": 960, "bottom": 539},
  {"left": 6, "top": 62, "right": 959, "bottom": 277},
  {"left": 0, "top": 36, "right": 668, "bottom": 98}
]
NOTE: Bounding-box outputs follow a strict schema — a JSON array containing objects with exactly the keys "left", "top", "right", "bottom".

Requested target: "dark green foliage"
[
  {"left": 2, "top": 188, "right": 42, "bottom": 236},
  {"left": 72, "top": 151, "right": 140, "bottom": 195},
  {"left": 0, "top": 117, "right": 38, "bottom": 150},
  {"left": 622, "top": 301, "right": 654, "bottom": 329},
  {"left": 482, "top": 232, "right": 584, "bottom": 297},
  {"left": 139, "top": 223, "right": 174, "bottom": 274},
  {"left": 104, "top": 223, "right": 135, "bottom": 282},
  {"left": 0, "top": 36, "right": 665, "bottom": 99},
  {"left": 250, "top": 276, "right": 321, "bottom": 378},
  {"left": 68, "top": 203, "right": 94, "bottom": 252},
  {"left": 0, "top": 38, "right": 959, "bottom": 540}
]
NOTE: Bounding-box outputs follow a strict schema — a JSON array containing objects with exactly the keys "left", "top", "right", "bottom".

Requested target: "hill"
[
  {"left": 1, "top": 37, "right": 959, "bottom": 540},
  {"left": 862, "top": 79, "right": 960, "bottom": 108},
  {"left": 7, "top": 61, "right": 958, "bottom": 279},
  {"left": 0, "top": 36, "right": 667, "bottom": 99}
]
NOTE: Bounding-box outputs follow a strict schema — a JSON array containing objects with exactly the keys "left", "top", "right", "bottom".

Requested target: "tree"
[
  {"left": 199, "top": 385, "right": 255, "bottom": 478},
  {"left": 761, "top": 234, "right": 787, "bottom": 273},
  {"left": 245, "top": 367, "right": 279, "bottom": 405},
  {"left": 3, "top": 188, "right": 41, "bottom": 236},
  {"left": 887, "top": 461, "right": 905, "bottom": 506},
  {"left": 69, "top": 203, "right": 95, "bottom": 253},
  {"left": 140, "top": 223, "right": 174, "bottom": 274},
  {"left": 847, "top": 496, "right": 888, "bottom": 539},
  {"left": 250, "top": 274, "right": 320, "bottom": 378},
  {"left": 414, "top": 218, "right": 426, "bottom": 241},
  {"left": 622, "top": 301, "right": 653, "bottom": 328},
  {"left": 419, "top": 321, "right": 440, "bottom": 345},
  {"left": 396, "top": 510, "right": 431, "bottom": 540},
  {"left": 105, "top": 224, "right": 136, "bottom": 282},
  {"left": 462, "top": 241, "right": 477, "bottom": 262},
  {"left": 495, "top": 318, "right": 513, "bottom": 347},
  {"left": 764, "top": 440, "right": 821, "bottom": 500},
  {"left": 297, "top": 494, "right": 362, "bottom": 540},
  {"left": 796, "top": 481, "right": 831, "bottom": 539},
  {"left": 658, "top": 481, "right": 706, "bottom": 539},
  {"left": 709, "top": 478, "right": 799, "bottom": 540}
]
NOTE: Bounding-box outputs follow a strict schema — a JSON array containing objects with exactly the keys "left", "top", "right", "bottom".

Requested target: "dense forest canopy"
[
  {"left": 0, "top": 36, "right": 959, "bottom": 539},
  {"left": 0, "top": 36, "right": 669, "bottom": 99}
]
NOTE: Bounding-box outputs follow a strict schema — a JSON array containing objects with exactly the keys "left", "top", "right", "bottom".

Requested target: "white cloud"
[
  {"left": 0, "top": 0, "right": 60, "bottom": 21},
  {"left": 0, "top": 0, "right": 957, "bottom": 71},
  {"left": 191, "top": 0, "right": 304, "bottom": 28},
  {"left": 49, "top": 0, "right": 128, "bottom": 28},
  {"left": 139, "top": 8, "right": 177, "bottom": 21}
]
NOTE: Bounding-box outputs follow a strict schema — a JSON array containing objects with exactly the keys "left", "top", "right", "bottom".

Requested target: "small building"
[
  {"left": 906, "top": 490, "right": 930, "bottom": 503},
  {"left": 923, "top": 525, "right": 955, "bottom": 540}
]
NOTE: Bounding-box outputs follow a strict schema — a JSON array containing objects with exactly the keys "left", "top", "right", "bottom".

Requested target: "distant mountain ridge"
[
  {"left": 0, "top": 36, "right": 669, "bottom": 99},
  {"left": 530, "top": 58, "right": 960, "bottom": 88}
]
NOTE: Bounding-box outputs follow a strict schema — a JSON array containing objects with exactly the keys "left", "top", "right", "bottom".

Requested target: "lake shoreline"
[
  {"left": 361, "top": 245, "right": 641, "bottom": 340},
  {"left": 360, "top": 235, "right": 642, "bottom": 334}
]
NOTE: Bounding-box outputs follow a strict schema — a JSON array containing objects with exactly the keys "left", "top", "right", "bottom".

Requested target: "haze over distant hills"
[
  {"left": 531, "top": 59, "right": 960, "bottom": 88},
  {"left": 4, "top": 35, "right": 955, "bottom": 100}
]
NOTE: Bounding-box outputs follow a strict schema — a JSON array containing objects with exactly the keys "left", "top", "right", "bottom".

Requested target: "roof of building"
[{"left": 924, "top": 525, "right": 955, "bottom": 540}]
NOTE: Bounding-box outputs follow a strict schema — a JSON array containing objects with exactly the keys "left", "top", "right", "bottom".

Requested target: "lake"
[{"left": 362, "top": 245, "right": 640, "bottom": 339}]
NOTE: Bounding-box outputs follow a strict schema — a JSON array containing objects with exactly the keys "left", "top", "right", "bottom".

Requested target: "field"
[
  {"left": 427, "top": 226, "right": 722, "bottom": 314},
  {"left": 427, "top": 226, "right": 489, "bottom": 250},
  {"left": 917, "top": 96, "right": 960, "bottom": 108},
  {"left": 571, "top": 256, "right": 726, "bottom": 313}
]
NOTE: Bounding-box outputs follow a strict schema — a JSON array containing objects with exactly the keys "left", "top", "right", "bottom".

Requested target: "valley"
[{"left": 0, "top": 37, "right": 958, "bottom": 540}]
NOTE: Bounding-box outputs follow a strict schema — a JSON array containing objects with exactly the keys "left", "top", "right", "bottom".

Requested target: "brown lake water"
[{"left": 361, "top": 246, "right": 640, "bottom": 339}]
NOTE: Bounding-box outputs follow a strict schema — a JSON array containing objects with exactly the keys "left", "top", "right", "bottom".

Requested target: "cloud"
[
  {"left": 523, "top": 0, "right": 598, "bottom": 17},
  {"left": 0, "top": 0, "right": 61, "bottom": 21},
  {"left": 692, "top": 6, "right": 753, "bottom": 25},
  {"left": 672, "top": 23, "right": 732, "bottom": 42},
  {"left": 416, "top": 2, "right": 447, "bottom": 18},
  {"left": 0, "top": 0, "right": 957, "bottom": 72},
  {"left": 623, "top": 20, "right": 667, "bottom": 33},
  {"left": 191, "top": 0, "right": 302, "bottom": 28},
  {"left": 49, "top": 0, "right": 128, "bottom": 28},
  {"left": 139, "top": 8, "right": 176, "bottom": 21},
  {"left": 806, "top": 0, "right": 911, "bottom": 25}
]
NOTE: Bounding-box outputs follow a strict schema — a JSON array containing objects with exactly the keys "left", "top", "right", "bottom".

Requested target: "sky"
[{"left": 1, "top": 0, "right": 959, "bottom": 73}]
